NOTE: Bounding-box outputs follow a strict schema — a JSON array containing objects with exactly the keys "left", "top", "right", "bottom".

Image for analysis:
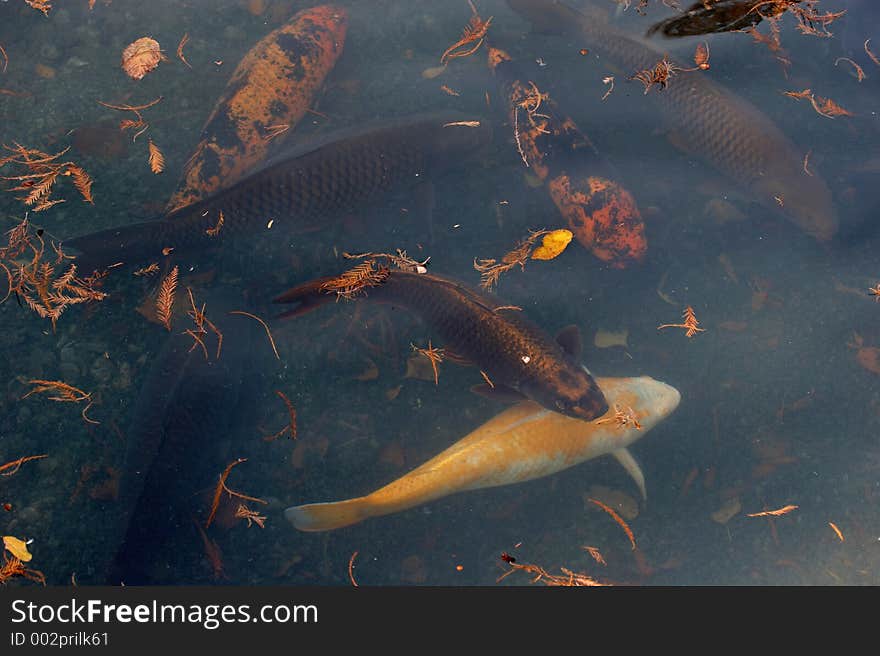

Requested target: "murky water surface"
[{"left": 1, "top": 0, "right": 878, "bottom": 586}]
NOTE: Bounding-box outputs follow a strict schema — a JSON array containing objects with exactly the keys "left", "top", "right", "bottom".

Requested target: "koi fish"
[
  {"left": 274, "top": 268, "right": 609, "bottom": 421},
  {"left": 488, "top": 44, "right": 646, "bottom": 267},
  {"left": 506, "top": 0, "right": 838, "bottom": 242},
  {"left": 645, "top": 0, "right": 789, "bottom": 38},
  {"left": 286, "top": 375, "right": 680, "bottom": 531},
  {"left": 166, "top": 5, "right": 348, "bottom": 213},
  {"left": 66, "top": 112, "right": 490, "bottom": 271}
]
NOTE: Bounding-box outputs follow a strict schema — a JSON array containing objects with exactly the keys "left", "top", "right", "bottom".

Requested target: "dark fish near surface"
[
  {"left": 507, "top": 0, "right": 838, "bottom": 242},
  {"left": 487, "top": 44, "right": 646, "bottom": 267},
  {"left": 645, "top": 0, "right": 790, "bottom": 38},
  {"left": 106, "top": 308, "right": 260, "bottom": 584},
  {"left": 165, "top": 5, "right": 349, "bottom": 213},
  {"left": 66, "top": 112, "right": 491, "bottom": 271},
  {"left": 274, "top": 269, "right": 609, "bottom": 421}
]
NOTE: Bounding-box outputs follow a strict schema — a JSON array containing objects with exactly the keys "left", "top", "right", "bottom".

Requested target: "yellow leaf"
[
  {"left": 531, "top": 229, "right": 573, "bottom": 261},
  {"left": 421, "top": 65, "right": 447, "bottom": 79},
  {"left": 148, "top": 139, "right": 165, "bottom": 174},
  {"left": 3, "top": 536, "right": 32, "bottom": 562}
]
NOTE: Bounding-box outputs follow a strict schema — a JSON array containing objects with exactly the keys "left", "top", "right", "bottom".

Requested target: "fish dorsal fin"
[
  {"left": 555, "top": 324, "right": 582, "bottom": 360},
  {"left": 611, "top": 448, "right": 646, "bottom": 502}
]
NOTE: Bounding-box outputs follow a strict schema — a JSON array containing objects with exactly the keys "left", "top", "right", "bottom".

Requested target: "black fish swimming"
[
  {"left": 274, "top": 268, "right": 609, "bottom": 421},
  {"left": 104, "top": 306, "right": 262, "bottom": 584},
  {"left": 66, "top": 111, "right": 491, "bottom": 271}
]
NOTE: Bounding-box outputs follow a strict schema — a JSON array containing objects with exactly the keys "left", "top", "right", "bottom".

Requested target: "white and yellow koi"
[{"left": 286, "top": 376, "right": 680, "bottom": 531}]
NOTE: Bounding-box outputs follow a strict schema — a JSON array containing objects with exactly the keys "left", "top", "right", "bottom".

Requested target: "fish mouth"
[
  {"left": 569, "top": 400, "right": 608, "bottom": 421},
  {"left": 570, "top": 406, "right": 592, "bottom": 419}
]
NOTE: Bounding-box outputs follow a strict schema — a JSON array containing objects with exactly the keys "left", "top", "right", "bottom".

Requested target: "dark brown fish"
[
  {"left": 274, "top": 268, "right": 609, "bottom": 421},
  {"left": 645, "top": 0, "right": 791, "bottom": 38},
  {"left": 506, "top": 0, "right": 838, "bottom": 242},
  {"left": 165, "top": 5, "right": 348, "bottom": 213},
  {"left": 66, "top": 112, "right": 490, "bottom": 271}
]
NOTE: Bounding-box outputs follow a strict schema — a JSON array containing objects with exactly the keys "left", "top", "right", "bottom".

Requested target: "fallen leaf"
[
  {"left": 404, "top": 353, "right": 437, "bottom": 382},
  {"left": 421, "top": 64, "right": 447, "bottom": 79},
  {"left": 531, "top": 229, "right": 573, "bottom": 260},
  {"left": 584, "top": 485, "right": 638, "bottom": 520},
  {"left": 594, "top": 329, "right": 628, "bottom": 349},
  {"left": 2, "top": 535, "right": 32, "bottom": 562},
  {"left": 121, "top": 37, "right": 166, "bottom": 80},
  {"left": 148, "top": 139, "right": 165, "bottom": 174},
  {"left": 710, "top": 497, "right": 741, "bottom": 524},
  {"left": 34, "top": 63, "right": 56, "bottom": 79}
]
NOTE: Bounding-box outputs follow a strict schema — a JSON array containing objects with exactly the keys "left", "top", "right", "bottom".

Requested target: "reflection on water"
[{"left": 0, "top": 0, "right": 878, "bottom": 586}]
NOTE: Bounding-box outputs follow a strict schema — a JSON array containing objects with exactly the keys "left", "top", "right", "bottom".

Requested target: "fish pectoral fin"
[
  {"left": 470, "top": 383, "right": 528, "bottom": 404},
  {"left": 611, "top": 448, "right": 646, "bottom": 502},
  {"left": 555, "top": 324, "right": 583, "bottom": 360}
]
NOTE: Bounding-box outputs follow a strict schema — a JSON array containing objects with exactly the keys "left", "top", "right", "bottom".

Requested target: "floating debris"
[
  {"left": 530, "top": 229, "right": 573, "bottom": 261},
  {"left": 0, "top": 454, "right": 47, "bottom": 477},
  {"left": 497, "top": 552, "right": 606, "bottom": 586},
  {"left": 147, "top": 139, "right": 165, "bottom": 174},
  {"left": 473, "top": 229, "right": 550, "bottom": 290},
  {"left": 440, "top": 1, "right": 492, "bottom": 66},
  {"left": 587, "top": 496, "right": 636, "bottom": 550},
  {"left": 176, "top": 33, "right": 192, "bottom": 69},
  {"left": 121, "top": 37, "right": 166, "bottom": 80},
  {"left": 22, "top": 379, "right": 98, "bottom": 425},
  {"left": 746, "top": 504, "right": 798, "bottom": 517},
  {"left": 155, "top": 265, "right": 178, "bottom": 331},
  {"left": 828, "top": 522, "right": 844, "bottom": 542},
  {"left": 412, "top": 340, "right": 444, "bottom": 385},
  {"left": 784, "top": 88, "right": 853, "bottom": 118},
  {"left": 711, "top": 497, "right": 741, "bottom": 524},
  {"left": 2, "top": 536, "right": 32, "bottom": 562},
  {"left": 657, "top": 306, "right": 705, "bottom": 338}
]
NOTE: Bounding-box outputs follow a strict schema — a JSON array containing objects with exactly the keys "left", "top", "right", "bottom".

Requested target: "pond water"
[{"left": 0, "top": 0, "right": 878, "bottom": 586}]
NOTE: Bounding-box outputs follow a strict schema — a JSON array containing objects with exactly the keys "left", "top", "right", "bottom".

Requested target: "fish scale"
[
  {"left": 67, "top": 112, "right": 488, "bottom": 270},
  {"left": 506, "top": 0, "right": 838, "bottom": 241},
  {"left": 274, "top": 269, "right": 610, "bottom": 421}
]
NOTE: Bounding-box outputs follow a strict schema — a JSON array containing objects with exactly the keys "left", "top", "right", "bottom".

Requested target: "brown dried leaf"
[
  {"left": 121, "top": 37, "right": 165, "bottom": 80},
  {"left": 65, "top": 164, "right": 94, "bottom": 203},
  {"left": 177, "top": 33, "right": 192, "bottom": 69},
  {"left": 2, "top": 536, "right": 32, "bottom": 562},
  {"left": 155, "top": 265, "right": 178, "bottom": 331}
]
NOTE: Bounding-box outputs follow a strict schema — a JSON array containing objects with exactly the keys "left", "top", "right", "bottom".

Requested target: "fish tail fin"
[
  {"left": 272, "top": 276, "right": 340, "bottom": 318},
  {"left": 284, "top": 497, "right": 370, "bottom": 532}
]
